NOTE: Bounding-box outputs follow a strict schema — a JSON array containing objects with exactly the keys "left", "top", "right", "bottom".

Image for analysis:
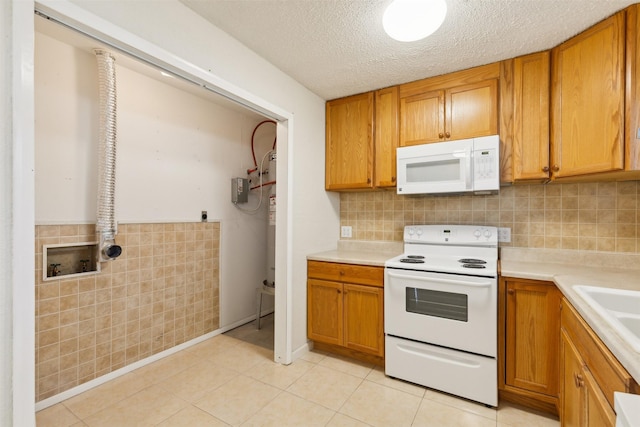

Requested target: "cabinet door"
[
  {"left": 584, "top": 369, "right": 616, "bottom": 427},
  {"left": 560, "top": 330, "right": 586, "bottom": 427},
  {"left": 399, "top": 89, "right": 445, "bottom": 146},
  {"left": 374, "top": 86, "right": 399, "bottom": 187},
  {"left": 307, "top": 279, "right": 343, "bottom": 346},
  {"left": 325, "top": 92, "right": 374, "bottom": 190},
  {"left": 505, "top": 280, "right": 560, "bottom": 397},
  {"left": 551, "top": 11, "right": 625, "bottom": 178},
  {"left": 513, "top": 52, "right": 551, "bottom": 180},
  {"left": 446, "top": 79, "right": 498, "bottom": 141},
  {"left": 343, "top": 283, "right": 384, "bottom": 356}
]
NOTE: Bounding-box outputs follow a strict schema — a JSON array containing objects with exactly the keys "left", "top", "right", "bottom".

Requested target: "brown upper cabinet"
[
  {"left": 500, "top": 51, "right": 551, "bottom": 183},
  {"left": 551, "top": 10, "right": 626, "bottom": 179},
  {"left": 326, "top": 4, "right": 640, "bottom": 191},
  {"left": 626, "top": 4, "right": 640, "bottom": 173},
  {"left": 499, "top": 5, "right": 640, "bottom": 184},
  {"left": 399, "top": 63, "right": 500, "bottom": 146},
  {"left": 374, "top": 87, "right": 400, "bottom": 188},
  {"left": 325, "top": 87, "right": 399, "bottom": 191},
  {"left": 325, "top": 92, "right": 374, "bottom": 190}
]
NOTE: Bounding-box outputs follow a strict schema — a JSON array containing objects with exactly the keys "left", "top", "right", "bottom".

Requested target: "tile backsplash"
[
  {"left": 340, "top": 181, "right": 639, "bottom": 253},
  {"left": 35, "top": 222, "right": 220, "bottom": 402}
]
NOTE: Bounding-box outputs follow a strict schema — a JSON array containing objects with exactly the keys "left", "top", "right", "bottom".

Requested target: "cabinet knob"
[
  {"left": 445, "top": 132, "right": 451, "bottom": 138},
  {"left": 542, "top": 166, "right": 550, "bottom": 173},
  {"left": 337, "top": 289, "right": 341, "bottom": 294},
  {"left": 339, "top": 271, "right": 345, "bottom": 275},
  {"left": 574, "top": 373, "right": 584, "bottom": 388},
  {"left": 438, "top": 133, "right": 444, "bottom": 139},
  {"left": 507, "top": 289, "right": 515, "bottom": 295},
  {"left": 552, "top": 165, "right": 560, "bottom": 172},
  {"left": 367, "top": 178, "right": 371, "bottom": 184},
  {"left": 391, "top": 176, "right": 396, "bottom": 182}
]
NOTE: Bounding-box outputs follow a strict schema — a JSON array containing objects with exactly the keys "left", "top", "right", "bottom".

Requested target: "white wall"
[
  {"left": 7, "top": 0, "right": 339, "bottom": 422},
  {"left": 35, "top": 29, "right": 274, "bottom": 327},
  {"left": 63, "top": 0, "right": 340, "bottom": 353}
]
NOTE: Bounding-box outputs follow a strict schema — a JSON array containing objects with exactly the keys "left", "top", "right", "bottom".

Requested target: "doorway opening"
[{"left": 32, "top": 4, "right": 293, "bottom": 409}]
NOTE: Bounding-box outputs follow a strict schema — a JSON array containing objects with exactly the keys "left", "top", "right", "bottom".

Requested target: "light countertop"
[
  {"left": 500, "top": 247, "right": 640, "bottom": 384},
  {"left": 307, "top": 240, "right": 402, "bottom": 267}
]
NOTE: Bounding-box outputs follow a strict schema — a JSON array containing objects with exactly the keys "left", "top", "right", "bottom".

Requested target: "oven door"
[{"left": 384, "top": 267, "right": 496, "bottom": 357}]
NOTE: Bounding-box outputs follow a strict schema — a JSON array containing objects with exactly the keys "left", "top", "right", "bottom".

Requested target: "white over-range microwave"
[{"left": 396, "top": 135, "right": 500, "bottom": 196}]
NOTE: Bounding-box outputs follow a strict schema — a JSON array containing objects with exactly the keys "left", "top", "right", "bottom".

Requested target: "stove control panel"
[{"left": 404, "top": 225, "right": 497, "bottom": 246}]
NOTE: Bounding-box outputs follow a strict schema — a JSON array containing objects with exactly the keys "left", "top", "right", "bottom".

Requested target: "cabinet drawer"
[
  {"left": 561, "top": 298, "right": 639, "bottom": 408},
  {"left": 308, "top": 261, "right": 383, "bottom": 287}
]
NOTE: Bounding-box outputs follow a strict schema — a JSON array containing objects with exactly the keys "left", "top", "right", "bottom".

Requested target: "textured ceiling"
[{"left": 181, "top": 0, "right": 637, "bottom": 100}]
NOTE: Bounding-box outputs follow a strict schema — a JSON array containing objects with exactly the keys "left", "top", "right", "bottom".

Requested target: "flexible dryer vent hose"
[{"left": 94, "top": 49, "right": 121, "bottom": 260}]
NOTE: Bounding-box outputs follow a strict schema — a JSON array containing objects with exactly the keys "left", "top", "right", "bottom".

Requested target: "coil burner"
[
  {"left": 462, "top": 263, "right": 487, "bottom": 269},
  {"left": 400, "top": 258, "right": 426, "bottom": 264},
  {"left": 458, "top": 258, "right": 487, "bottom": 264}
]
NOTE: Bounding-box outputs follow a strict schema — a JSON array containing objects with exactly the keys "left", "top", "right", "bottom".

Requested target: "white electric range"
[{"left": 384, "top": 224, "right": 498, "bottom": 407}]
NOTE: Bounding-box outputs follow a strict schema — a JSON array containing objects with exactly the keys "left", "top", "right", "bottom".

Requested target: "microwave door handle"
[
  {"left": 465, "top": 148, "right": 472, "bottom": 190},
  {"left": 387, "top": 271, "right": 493, "bottom": 287}
]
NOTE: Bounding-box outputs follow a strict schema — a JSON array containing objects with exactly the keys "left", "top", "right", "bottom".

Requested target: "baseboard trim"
[{"left": 35, "top": 329, "right": 222, "bottom": 411}]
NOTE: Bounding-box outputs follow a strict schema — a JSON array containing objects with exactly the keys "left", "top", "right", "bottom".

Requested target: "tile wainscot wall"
[{"left": 35, "top": 222, "right": 220, "bottom": 402}]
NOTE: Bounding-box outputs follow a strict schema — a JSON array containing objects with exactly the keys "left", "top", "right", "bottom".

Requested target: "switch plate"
[
  {"left": 341, "top": 226, "right": 352, "bottom": 238},
  {"left": 498, "top": 227, "right": 511, "bottom": 243}
]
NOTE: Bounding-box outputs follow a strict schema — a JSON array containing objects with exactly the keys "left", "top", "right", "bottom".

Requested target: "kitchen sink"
[{"left": 573, "top": 286, "right": 640, "bottom": 352}]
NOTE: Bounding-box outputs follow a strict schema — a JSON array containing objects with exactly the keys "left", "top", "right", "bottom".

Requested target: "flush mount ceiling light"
[{"left": 383, "top": 0, "right": 447, "bottom": 42}]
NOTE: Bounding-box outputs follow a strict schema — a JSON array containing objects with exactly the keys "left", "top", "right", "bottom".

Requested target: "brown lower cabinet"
[
  {"left": 307, "top": 260, "right": 384, "bottom": 365},
  {"left": 499, "top": 278, "right": 561, "bottom": 415},
  {"left": 559, "top": 298, "right": 639, "bottom": 426},
  {"left": 500, "top": 278, "right": 639, "bottom": 423},
  {"left": 561, "top": 326, "right": 614, "bottom": 426}
]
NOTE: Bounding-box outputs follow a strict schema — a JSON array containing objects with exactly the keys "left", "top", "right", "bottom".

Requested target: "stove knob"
[
  {"left": 416, "top": 229, "right": 423, "bottom": 237},
  {"left": 483, "top": 229, "right": 492, "bottom": 239},
  {"left": 407, "top": 228, "right": 415, "bottom": 237},
  {"left": 473, "top": 229, "right": 482, "bottom": 239}
]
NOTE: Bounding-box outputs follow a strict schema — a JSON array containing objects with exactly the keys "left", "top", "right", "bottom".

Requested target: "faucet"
[{"left": 50, "top": 263, "right": 61, "bottom": 277}]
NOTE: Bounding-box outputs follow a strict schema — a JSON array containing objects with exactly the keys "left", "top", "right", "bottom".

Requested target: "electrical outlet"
[
  {"left": 341, "top": 226, "right": 352, "bottom": 238},
  {"left": 201, "top": 211, "right": 208, "bottom": 222},
  {"left": 498, "top": 227, "right": 511, "bottom": 243}
]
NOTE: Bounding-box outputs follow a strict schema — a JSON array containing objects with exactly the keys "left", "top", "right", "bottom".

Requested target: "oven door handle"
[{"left": 386, "top": 271, "right": 493, "bottom": 288}]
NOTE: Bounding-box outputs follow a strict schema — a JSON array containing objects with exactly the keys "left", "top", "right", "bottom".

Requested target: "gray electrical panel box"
[{"left": 231, "top": 177, "right": 249, "bottom": 204}]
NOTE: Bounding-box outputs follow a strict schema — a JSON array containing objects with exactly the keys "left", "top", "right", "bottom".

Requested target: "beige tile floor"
[{"left": 37, "top": 314, "right": 560, "bottom": 426}]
